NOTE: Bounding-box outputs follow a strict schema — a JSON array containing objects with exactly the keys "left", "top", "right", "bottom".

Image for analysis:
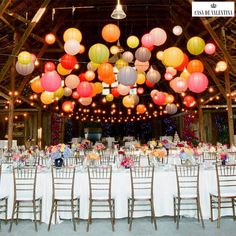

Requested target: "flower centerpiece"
[
  {"left": 219, "top": 152, "right": 228, "bottom": 166},
  {"left": 120, "top": 157, "right": 134, "bottom": 169},
  {"left": 12, "top": 153, "right": 27, "bottom": 168},
  {"left": 85, "top": 152, "right": 100, "bottom": 166},
  {"left": 179, "top": 147, "right": 194, "bottom": 164},
  {"left": 149, "top": 140, "right": 157, "bottom": 149},
  {"left": 141, "top": 144, "right": 149, "bottom": 154},
  {"left": 93, "top": 143, "right": 106, "bottom": 155},
  {"left": 150, "top": 149, "right": 167, "bottom": 159}
]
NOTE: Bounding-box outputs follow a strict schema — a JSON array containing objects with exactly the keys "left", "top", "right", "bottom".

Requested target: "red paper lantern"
[
  {"left": 183, "top": 96, "right": 197, "bottom": 108},
  {"left": 72, "top": 91, "right": 80, "bottom": 99},
  {"left": 41, "top": 71, "right": 61, "bottom": 92},
  {"left": 44, "top": 62, "right": 56, "bottom": 73},
  {"left": 188, "top": 72, "right": 208, "bottom": 93},
  {"left": 76, "top": 81, "right": 93, "bottom": 97},
  {"left": 111, "top": 87, "right": 120, "bottom": 97},
  {"left": 61, "top": 54, "right": 77, "bottom": 70},
  {"left": 146, "top": 79, "right": 155, "bottom": 88},
  {"left": 62, "top": 101, "right": 74, "bottom": 113},
  {"left": 137, "top": 87, "right": 144, "bottom": 94},
  {"left": 78, "top": 73, "right": 86, "bottom": 82},
  {"left": 175, "top": 53, "right": 189, "bottom": 71},
  {"left": 152, "top": 92, "right": 166, "bottom": 105}
]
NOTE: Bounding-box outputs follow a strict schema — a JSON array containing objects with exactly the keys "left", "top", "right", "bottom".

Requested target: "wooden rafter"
[
  {"left": 0, "top": 0, "right": 11, "bottom": 17},
  {"left": 0, "top": 16, "right": 15, "bottom": 31},
  {"left": 0, "top": 0, "right": 51, "bottom": 83},
  {"left": 5, "top": 10, "right": 30, "bottom": 24}
]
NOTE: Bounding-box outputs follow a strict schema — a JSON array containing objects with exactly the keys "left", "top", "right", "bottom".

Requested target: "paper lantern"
[
  {"left": 76, "top": 81, "right": 93, "bottom": 97},
  {"left": 205, "top": 43, "right": 216, "bottom": 55},
  {"left": 31, "top": 54, "right": 36, "bottom": 63},
  {"left": 62, "top": 101, "right": 74, "bottom": 113},
  {"left": 150, "top": 89, "right": 158, "bottom": 98},
  {"left": 122, "top": 51, "right": 134, "bottom": 63},
  {"left": 57, "top": 63, "right": 72, "bottom": 76},
  {"left": 156, "top": 51, "right": 164, "bottom": 60},
  {"left": 172, "top": 26, "right": 183, "bottom": 36},
  {"left": 72, "top": 91, "right": 80, "bottom": 99},
  {"left": 183, "top": 96, "right": 196, "bottom": 108},
  {"left": 78, "top": 44, "right": 85, "bottom": 54},
  {"left": 110, "top": 45, "right": 120, "bottom": 54},
  {"left": 18, "top": 51, "right": 32, "bottom": 64},
  {"left": 64, "top": 39, "right": 80, "bottom": 55},
  {"left": 137, "top": 87, "right": 144, "bottom": 94},
  {"left": 166, "top": 94, "right": 175, "bottom": 104},
  {"left": 152, "top": 92, "right": 166, "bottom": 105},
  {"left": 54, "top": 87, "right": 64, "bottom": 100},
  {"left": 111, "top": 87, "right": 120, "bottom": 97},
  {"left": 162, "top": 47, "right": 184, "bottom": 68},
  {"left": 135, "top": 60, "right": 149, "bottom": 72},
  {"left": 115, "top": 59, "right": 128, "bottom": 70},
  {"left": 117, "top": 66, "right": 137, "bottom": 86},
  {"left": 64, "top": 87, "right": 72, "bottom": 97},
  {"left": 170, "top": 77, "right": 188, "bottom": 93},
  {"left": 135, "top": 47, "right": 151, "bottom": 62},
  {"left": 88, "top": 43, "right": 109, "bottom": 64},
  {"left": 166, "top": 67, "right": 177, "bottom": 76},
  {"left": 188, "top": 72, "right": 208, "bottom": 93},
  {"left": 123, "top": 95, "right": 135, "bottom": 108},
  {"left": 41, "top": 71, "right": 61, "bottom": 92},
  {"left": 127, "top": 35, "right": 139, "bottom": 49},
  {"left": 117, "top": 84, "right": 130, "bottom": 96},
  {"left": 45, "top": 33, "right": 56, "bottom": 44},
  {"left": 187, "top": 36, "right": 205, "bottom": 55},
  {"left": 187, "top": 59, "right": 204, "bottom": 73},
  {"left": 141, "top": 33, "right": 154, "bottom": 48},
  {"left": 65, "top": 74, "right": 80, "bottom": 89},
  {"left": 180, "top": 69, "right": 190, "bottom": 80},
  {"left": 146, "top": 67, "right": 161, "bottom": 84},
  {"left": 216, "top": 61, "right": 227, "bottom": 72},
  {"left": 87, "top": 61, "right": 99, "bottom": 71},
  {"left": 132, "top": 95, "right": 140, "bottom": 105},
  {"left": 136, "top": 72, "right": 146, "bottom": 85},
  {"left": 106, "top": 94, "right": 114, "bottom": 102},
  {"left": 61, "top": 54, "right": 77, "bottom": 70},
  {"left": 94, "top": 82, "right": 103, "bottom": 94},
  {"left": 146, "top": 79, "right": 155, "bottom": 88},
  {"left": 103, "top": 73, "right": 116, "bottom": 85},
  {"left": 40, "top": 91, "right": 54, "bottom": 105},
  {"left": 31, "top": 78, "right": 44, "bottom": 94},
  {"left": 102, "top": 24, "right": 120, "bottom": 43},
  {"left": 164, "top": 72, "right": 173, "bottom": 81},
  {"left": 98, "top": 63, "right": 114, "bottom": 79},
  {"left": 165, "top": 104, "right": 177, "bottom": 114},
  {"left": 90, "top": 83, "right": 97, "bottom": 97},
  {"left": 16, "top": 61, "right": 34, "bottom": 76},
  {"left": 175, "top": 53, "right": 189, "bottom": 71},
  {"left": 149, "top": 28, "right": 167, "bottom": 46},
  {"left": 136, "top": 104, "right": 146, "bottom": 114},
  {"left": 44, "top": 62, "right": 56, "bottom": 73},
  {"left": 63, "top": 28, "right": 82, "bottom": 42},
  {"left": 79, "top": 97, "right": 92, "bottom": 106},
  {"left": 85, "top": 70, "right": 96, "bottom": 81}
]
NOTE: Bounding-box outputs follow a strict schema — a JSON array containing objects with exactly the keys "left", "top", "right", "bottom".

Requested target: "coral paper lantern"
[
  {"left": 88, "top": 43, "right": 109, "bottom": 64},
  {"left": 152, "top": 92, "right": 166, "bottom": 105},
  {"left": 117, "top": 66, "right": 137, "bottom": 86},
  {"left": 79, "top": 97, "right": 92, "bottom": 106},
  {"left": 98, "top": 63, "right": 114, "bottom": 79},
  {"left": 187, "top": 59, "right": 204, "bottom": 73},
  {"left": 127, "top": 35, "right": 139, "bottom": 49},
  {"left": 64, "top": 39, "right": 80, "bottom": 55},
  {"left": 78, "top": 44, "right": 85, "bottom": 54},
  {"left": 205, "top": 43, "right": 216, "bottom": 55},
  {"left": 162, "top": 47, "right": 184, "bottom": 68},
  {"left": 61, "top": 54, "right": 77, "bottom": 70},
  {"left": 64, "top": 87, "right": 72, "bottom": 97},
  {"left": 135, "top": 60, "right": 149, "bottom": 72},
  {"left": 45, "top": 33, "right": 56, "bottom": 44},
  {"left": 65, "top": 74, "right": 80, "bottom": 89},
  {"left": 137, "top": 87, "right": 144, "bottom": 94},
  {"left": 170, "top": 77, "right": 188, "bottom": 93},
  {"left": 188, "top": 72, "right": 208, "bottom": 93},
  {"left": 62, "top": 101, "right": 74, "bottom": 113},
  {"left": 102, "top": 24, "right": 120, "bottom": 43},
  {"left": 72, "top": 91, "right": 80, "bottom": 99},
  {"left": 135, "top": 47, "right": 151, "bottom": 62},
  {"left": 40, "top": 91, "right": 54, "bottom": 105},
  {"left": 57, "top": 63, "right": 72, "bottom": 76},
  {"left": 44, "top": 62, "right": 56, "bottom": 73},
  {"left": 141, "top": 33, "right": 154, "bottom": 48},
  {"left": 16, "top": 61, "right": 34, "bottom": 76},
  {"left": 165, "top": 103, "right": 178, "bottom": 114},
  {"left": 136, "top": 104, "right": 147, "bottom": 114},
  {"left": 117, "top": 84, "right": 130, "bottom": 96},
  {"left": 146, "top": 67, "right": 161, "bottom": 84},
  {"left": 31, "top": 78, "right": 44, "bottom": 94},
  {"left": 94, "top": 82, "right": 103, "bottom": 94},
  {"left": 63, "top": 28, "right": 82, "bottom": 43},
  {"left": 76, "top": 81, "right": 93, "bottom": 97},
  {"left": 187, "top": 36, "right": 205, "bottom": 55},
  {"left": 149, "top": 27, "right": 167, "bottom": 46},
  {"left": 183, "top": 96, "right": 197, "bottom": 108},
  {"left": 41, "top": 71, "right": 61, "bottom": 92},
  {"left": 103, "top": 73, "right": 116, "bottom": 85},
  {"left": 85, "top": 70, "right": 96, "bottom": 81}
]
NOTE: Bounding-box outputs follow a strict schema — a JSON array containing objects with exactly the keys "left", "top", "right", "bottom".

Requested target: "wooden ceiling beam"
[
  {"left": 0, "top": 16, "right": 15, "bottom": 31},
  {"left": 5, "top": 10, "right": 30, "bottom": 24},
  {"left": 0, "top": 90, "right": 10, "bottom": 100},
  {"left": 0, "top": 0, "right": 51, "bottom": 83},
  {"left": 0, "top": 0, "right": 11, "bottom": 17}
]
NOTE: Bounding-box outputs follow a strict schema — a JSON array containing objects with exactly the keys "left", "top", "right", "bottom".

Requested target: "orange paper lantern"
[
  {"left": 31, "top": 78, "right": 44, "bottom": 94},
  {"left": 102, "top": 24, "right": 120, "bottom": 43},
  {"left": 187, "top": 59, "right": 204, "bottom": 73}
]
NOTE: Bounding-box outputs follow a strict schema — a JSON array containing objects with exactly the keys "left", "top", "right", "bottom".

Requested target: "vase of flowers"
[
  {"left": 219, "top": 152, "right": 228, "bottom": 166},
  {"left": 120, "top": 157, "right": 134, "bottom": 169}
]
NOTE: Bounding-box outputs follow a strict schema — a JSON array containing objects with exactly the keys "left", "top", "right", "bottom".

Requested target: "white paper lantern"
[
  {"left": 165, "top": 103, "right": 178, "bottom": 114},
  {"left": 122, "top": 51, "right": 134, "bottom": 63},
  {"left": 16, "top": 61, "right": 34, "bottom": 75},
  {"left": 63, "top": 87, "right": 72, "bottom": 97},
  {"left": 135, "top": 47, "right": 151, "bottom": 62},
  {"left": 172, "top": 25, "right": 183, "bottom": 36},
  {"left": 146, "top": 67, "right": 161, "bottom": 84},
  {"left": 65, "top": 74, "right": 80, "bottom": 89},
  {"left": 64, "top": 39, "right": 80, "bottom": 55},
  {"left": 117, "top": 66, "right": 137, "bottom": 86}
]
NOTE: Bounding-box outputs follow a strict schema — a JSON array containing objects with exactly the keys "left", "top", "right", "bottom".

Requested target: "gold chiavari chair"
[
  {"left": 64, "top": 157, "right": 78, "bottom": 167},
  {"left": 210, "top": 164, "right": 236, "bottom": 228},
  {"left": 128, "top": 166, "right": 157, "bottom": 231},
  {"left": 73, "top": 151, "right": 84, "bottom": 166},
  {"left": 203, "top": 151, "right": 217, "bottom": 162},
  {"left": 87, "top": 166, "right": 115, "bottom": 232},
  {"left": 173, "top": 165, "right": 204, "bottom": 229},
  {"left": 48, "top": 167, "right": 80, "bottom": 231},
  {"left": 131, "top": 155, "right": 141, "bottom": 166},
  {"left": 9, "top": 167, "right": 42, "bottom": 232},
  {"left": 0, "top": 165, "right": 8, "bottom": 230},
  {"left": 227, "top": 152, "right": 236, "bottom": 162}
]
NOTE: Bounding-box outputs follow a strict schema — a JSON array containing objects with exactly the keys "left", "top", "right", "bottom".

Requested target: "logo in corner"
[{"left": 210, "top": 3, "right": 217, "bottom": 8}]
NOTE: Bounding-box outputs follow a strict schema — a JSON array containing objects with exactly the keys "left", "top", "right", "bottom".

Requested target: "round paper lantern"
[
  {"left": 65, "top": 74, "right": 80, "bottom": 89},
  {"left": 98, "top": 63, "right": 114, "bottom": 79},
  {"left": 116, "top": 59, "right": 128, "bottom": 70},
  {"left": 122, "top": 51, "right": 134, "bottom": 63},
  {"left": 102, "top": 24, "right": 120, "bottom": 43},
  {"left": 156, "top": 51, "right": 164, "bottom": 60},
  {"left": 172, "top": 25, "right": 183, "bottom": 36},
  {"left": 79, "top": 97, "right": 92, "bottom": 106},
  {"left": 132, "top": 95, "right": 140, "bottom": 105},
  {"left": 87, "top": 61, "right": 99, "bottom": 71},
  {"left": 141, "top": 33, "right": 154, "bottom": 48},
  {"left": 41, "top": 71, "right": 61, "bottom": 92},
  {"left": 164, "top": 72, "right": 173, "bottom": 81},
  {"left": 180, "top": 69, "right": 190, "bottom": 80},
  {"left": 89, "top": 83, "right": 96, "bottom": 97},
  {"left": 146, "top": 79, "right": 155, "bottom": 88},
  {"left": 16, "top": 61, "right": 34, "bottom": 75},
  {"left": 64, "top": 39, "right": 80, "bottom": 55},
  {"left": 136, "top": 104, "right": 146, "bottom": 114},
  {"left": 187, "top": 36, "right": 205, "bottom": 55},
  {"left": 166, "top": 67, "right": 177, "bottom": 76},
  {"left": 152, "top": 92, "right": 166, "bottom": 105},
  {"left": 31, "top": 78, "right": 44, "bottom": 93},
  {"left": 137, "top": 87, "right": 144, "bottom": 94},
  {"left": 31, "top": 54, "right": 36, "bottom": 62},
  {"left": 165, "top": 103, "right": 177, "bottom": 114},
  {"left": 110, "top": 45, "right": 120, "bottom": 54},
  {"left": 170, "top": 77, "right": 188, "bottom": 93},
  {"left": 85, "top": 70, "right": 96, "bottom": 81},
  {"left": 205, "top": 43, "right": 216, "bottom": 55},
  {"left": 187, "top": 59, "right": 204, "bottom": 73},
  {"left": 54, "top": 87, "right": 64, "bottom": 100},
  {"left": 150, "top": 28, "right": 167, "bottom": 46},
  {"left": 162, "top": 47, "right": 184, "bottom": 67},
  {"left": 72, "top": 91, "right": 80, "bottom": 99},
  {"left": 64, "top": 87, "right": 72, "bottom": 97},
  {"left": 117, "top": 84, "right": 130, "bottom": 96},
  {"left": 63, "top": 28, "right": 82, "bottom": 43},
  {"left": 117, "top": 66, "right": 137, "bottom": 86},
  {"left": 78, "top": 44, "right": 85, "bottom": 54},
  {"left": 127, "top": 35, "right": 139, "bottom": 49},
  {"left": 57, "top": 63, "right": 72, "bottom": 76},
  {"left": 146, "top": 67, "right": 161, "bottom": 84},
  {"left": 106, "top": 94, "right": 114, "bottom": 102},
  {"left": 40, "top": 91, "right": 54, "bottom": 105},
  {"left": 188, "top": 72, "right": 208, "bottom": 93},
  {"left": 166, "top": 94, "right": 175, "bottom": 104},
  {"left": 135, "top": 60, "right": 149, "bottom": 72},
  {"left": 76, "top": 81, "right": 93, "bottom": 97},
  {"left": 18, "top": 51, "right": 32, "bottom": 64},
  {"left": 61, "top": 54, "right": 77, "bottom": 70},
  {"left": 88, "top": 43, "right": 109, "bottom": 64},
  {"left": 175, "top": 53, "right": 189, "bottom": 71},
  {"left": 44, "top": 62, "right": 56, "bottom": 73},
  {"left": 62, "top": 101, "right": 74, "bottom": 113},
  {"left": 123, "top": 95, "right": 135, "bottom": 108},
  {"left": 111, "top": 87, "right": 120, "bottom": 97},
  {"left": 135, "top": 47, "right": 151, "bottom": 62},
  {"left": 136, "top": 72, "right": 146, "bottom": 85},
  {"left": 216, "top": 61, "right": 227, "bottom": 72},
  {"left": 45, "top": 33, "right": 56, "bottom": 44},
  {"left": 150, "top": 89, "right": 158, "bottom": 98},
  {"left": 184, "top": 96, "right": 197, "bottom": 108}
]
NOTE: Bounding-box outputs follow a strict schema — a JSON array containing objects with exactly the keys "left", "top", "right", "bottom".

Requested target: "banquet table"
[{"left": 0, "top": 165, "right": 234, "bottom": 224}]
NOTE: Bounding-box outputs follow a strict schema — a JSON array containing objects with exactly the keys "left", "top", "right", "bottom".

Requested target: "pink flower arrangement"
[
  {"left": 219, "top": 152, "right": 228, "bottom": 160},
  {"left": 12, "top": 153, "right": 28, "bottom": 162},
  {"left": 121, "top": 157, "right": 134, "bottom": 168},
  {"left": 118, "top": 150, "right": 125, "bottom": 155},
  {"left": 93, "top": 143, "right": 106, "bottom": 150}
]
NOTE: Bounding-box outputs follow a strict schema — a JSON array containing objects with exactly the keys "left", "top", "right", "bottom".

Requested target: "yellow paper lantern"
[
  {"left": 187, "top": 36, "right": 205, "bottom": 55},
  {"left": 136, "top": 72, "right": 146, "bottom": 85},
  {"left": 40, "top": 91, "right": 54, "bottom": 105},
  {"left": 127, "top": 35, "right": 139, "bottom": 49},
  {"left": 115, "top": 59, "right": 128, "bottom": 70},
  {"left": 57, "top": 63, "right": 72, "bottom": 76},
  {"left": 18, "top": 51, "right": 32, "bottom": 64},
  {"left": 180, "top": 69, "right": 190, "bottom": 80},
  {"left": 63, "top": 28, "right": 82, "bottom": 43},
  {"left": 54, "top": 87, "right": 64, "bottom": 100},
  {"left": 156, "top": 51, "right": 164, "bottom": 60},
  {"left": 216, "top": 61, "right": 227, "bottom": 72},
  {"left": 106, "top": 94, "right": 114, "bottom": 102},
  {"left": 162, "top": 47, "right": 184, "bottom": 68},
  {"left": 122, "top": 95, "right": 135, "bottom": 108}
]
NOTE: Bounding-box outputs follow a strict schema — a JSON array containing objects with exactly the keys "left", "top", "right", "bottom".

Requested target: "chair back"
[
  {"left": 73, "top": 151, "right": 84, "bottom": 166},
  {"left": 51, "top": 167, "right": 75, "bottom": 199},
  {"left": 100, "top": 154, "right": 114, "bottom": 166},
  {"left": 216, "top": 164, "right": 236, "bottom": 196},
  {"left": 130, "top": 166, "right": 154, "bottom": 199},
  {"left": 88, "top": 166, "right": 112, "bottom": 199},
  {"left": 64, "top": 157, "right": 78, "bottom": 167},
  {"left": 203, "top": 151, "right": 217, "bottom": 162},
  {"left": 227, "top": 152, "right": 236, "bottom": 162},
  {"left": 131, "top": 155, "right": 141, "bottom": 166},
  {"left": 175, "top": 165, "right": 199, "bottom": 197}
]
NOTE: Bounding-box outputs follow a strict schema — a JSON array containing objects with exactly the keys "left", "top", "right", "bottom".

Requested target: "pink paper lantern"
[
  {"left": 149, "top": 27, "right": 167, "bottom": 46},
  {"left": 188, "top": 72, "right": 208, "bottom": 93},
  {"left": 170, "top": 77, "right": 188, "bottom": 93},
  {"left": 141, "top": 33, "right": 154, "bottom": 48},
  {"left": 79, "top": 97, "right": 92, "bottom": 106},
  {"left": 65, "top": 74, "right": 80, "bottom": 89},
  {"left": 150, "top": 89, "right": 158, "bottom": 98},
  {"left": 134, "top": 60, "right": 149, "bottom": 72},
  {"left": 164, "top": 72, "right": 173, "bottom": 81},
  {"left": 204, "top": 43, "right": 216, "bottom": 55},
  {"left": 137, "top": 87, "right": 144, "bottom": 94},
  {"left": 41, "top": 71, "right": 61, "bottom": 92},
  {"left": 152, "top": 92, "right": 166, "bottom": 105},
  {"left": 117, "top": 84, "right": 130, "bottom": 96},
  {"left": 76, "top": 81, "right": 93, "bottom": 97}
]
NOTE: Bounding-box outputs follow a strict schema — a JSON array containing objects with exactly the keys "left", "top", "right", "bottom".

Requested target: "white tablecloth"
[{"left": 0, "top": 167, "right": 234, "bottom": 224}]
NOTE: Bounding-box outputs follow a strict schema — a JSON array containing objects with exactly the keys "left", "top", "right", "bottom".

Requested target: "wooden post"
[
  {"left": 225, "top": 69, "right": 235, "bottom": 145},
  {"left": 198, "top": 104, "right": 204, "bottom": 142}
]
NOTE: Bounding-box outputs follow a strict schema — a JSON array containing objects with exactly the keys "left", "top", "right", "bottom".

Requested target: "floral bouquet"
[
  {"left": 12, "top": 153, "right": 28, "bottom": 162},
  {"left": 160, "top": 139, "right": 171, "bottom": 149},
  {"left": 86, "top": 153, "right": 100, "bottom": 160},
  {"left": 150, "top": 149, "right": 167, "bottom": 158},
  {"left": 82, "top": 139, "right": 91, "bottom": 148},
  {"left": 219, "top": 152, "right": 228, "bottom": 165},
  {"left": 72, "top": 143, "right": 87, "bottom": 151},
  {"left": 47, "top": 144, "right": 71, "bottom": 159},
  {"left": 120, "top": 157, "right": 134, "bottom": 168},
  {"left": 93, "top": 143, "right": 106, "bottom": 151},
  {"left": 149, "top": 140, "right": 157, "bottom": 149},
  {"left": 141, "top": 144, "right": 149, "bottom": 154},
  {"left": 179, "top": 147, "right": 194, "bottom": 161}
]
